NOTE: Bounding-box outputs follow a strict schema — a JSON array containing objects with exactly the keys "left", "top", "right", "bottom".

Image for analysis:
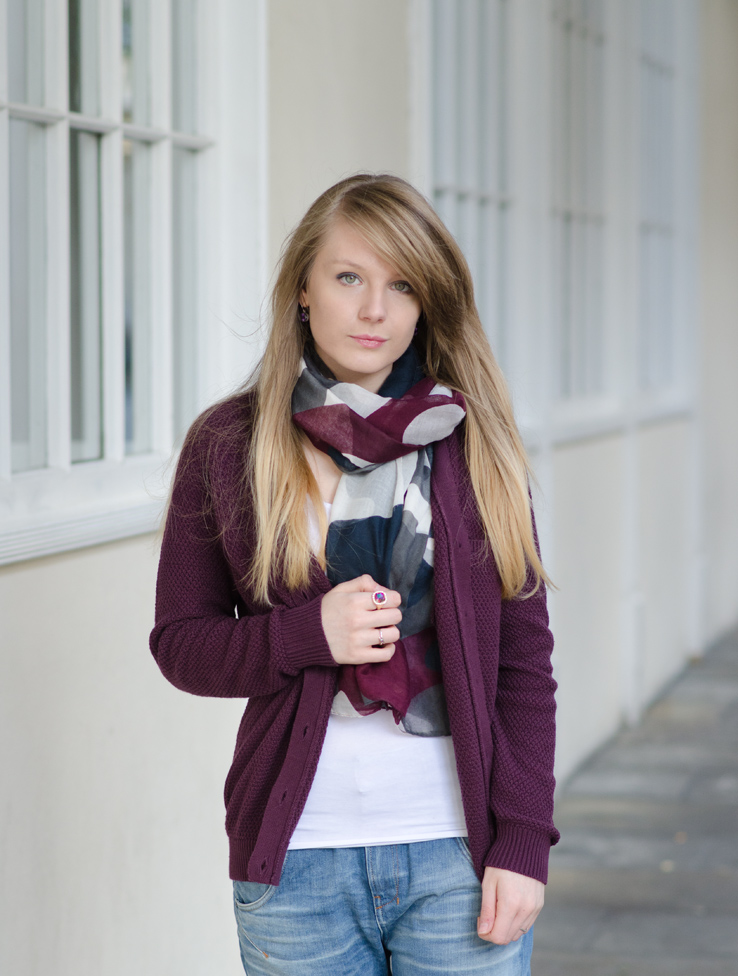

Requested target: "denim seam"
[{"left": 366, "top": 846, "right": 395, "bottom": 922}]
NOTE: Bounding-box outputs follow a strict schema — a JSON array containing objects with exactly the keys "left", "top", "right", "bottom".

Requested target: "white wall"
[
  {"left": 548, "top": 416, "right": 697, "bottom": 783},
  {"left": 550, "top": 435, "right": 626, "bottom": 779},
  {"left": 0, "top": 537, "right": 245, "bottom": 975},
  {"left": 699, "top": 0, "right": 738, "bottom": 644},
  {"left": 638, "top": 420, "right": 693, "bottom": 700},
  {"left": 267, "top": 0, "right": 411, "bottom": 265}
]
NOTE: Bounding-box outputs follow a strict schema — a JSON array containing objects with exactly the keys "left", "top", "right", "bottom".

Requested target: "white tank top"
[{"left": 288, "top": 502, "right": 467, "bottom": 849}]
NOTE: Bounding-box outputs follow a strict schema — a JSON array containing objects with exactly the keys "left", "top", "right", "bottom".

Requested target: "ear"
[{"left": 299, "top": 286, "right": 308, "bottom": 306}]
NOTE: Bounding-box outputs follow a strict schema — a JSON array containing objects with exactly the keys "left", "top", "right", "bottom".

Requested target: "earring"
[{"left": 299, "top": 305, "right": 310, "bottom": 324}]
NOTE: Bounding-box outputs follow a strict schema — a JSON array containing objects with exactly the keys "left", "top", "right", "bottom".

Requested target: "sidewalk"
[{"left": 531, "top": 628, "right": 738, "bottom": 976}]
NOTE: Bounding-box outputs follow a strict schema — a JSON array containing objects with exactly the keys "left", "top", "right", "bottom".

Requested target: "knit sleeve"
[
  {"left": 483, "top": 520, "right": 560, "bottom": 884},
  {"left": 149, "top": 409, "right": 338, "bottom": 699}
]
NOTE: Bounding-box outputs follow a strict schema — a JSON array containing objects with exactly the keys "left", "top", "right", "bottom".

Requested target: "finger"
[
  {"left": 487, "top": 913, "right": 527, "bottom": 945},
  {"left": 487, "top": 908, "right": 521, "bottom": 946},
  {"left": 478, "top": 882, "right": 524, "bottom": 946},
  {"left": 369, "top": 625, "right": 401, "bottom": 648},
  {"left": 514, "top": 905, "right": 541, "bottom": 940},
  {"left": 363, "top": 642, "right": 396, "bottom": 662},
  {"left": 477, "top": 876, "right": 497, "bottom": 940},
  {"left": 334, "top": 574, "right": 383, "bottom": 594},
  {"left": 511, "top": 916, "right": 535, "bottom": 942},
  {"left": 488, "top": 901, "right": 535, "bottom": 946},
  {"left": 366, "top": 607, "right": 402, "bottom": 628},
  {"left": 338, "top": 575, "right": 401, "bottom": 606}
]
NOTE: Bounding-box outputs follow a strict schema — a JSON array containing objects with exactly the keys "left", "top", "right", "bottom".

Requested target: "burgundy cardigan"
[{"left": 150, "top": 395, "right": 559, "bottom": 885}]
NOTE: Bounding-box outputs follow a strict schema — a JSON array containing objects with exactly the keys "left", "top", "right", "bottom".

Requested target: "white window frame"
[
  {"left": 0, "top": 0, "right": 267, "bottom": 565},
  {"left": 549, "top": 0, "right": 609, "bottom": 404},
  {"left": 427, "top": 0, "right": 512, "bottom": 371}
]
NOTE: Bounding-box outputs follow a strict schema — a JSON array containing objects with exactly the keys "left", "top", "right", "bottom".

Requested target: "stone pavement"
[{"left": 531, "top": 628, "right": 738, "bottom": 976}]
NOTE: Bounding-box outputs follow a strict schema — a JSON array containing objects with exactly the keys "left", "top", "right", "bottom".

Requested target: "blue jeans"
[{"left": 233, "top": 838, "right": 533, "bottom": 975}]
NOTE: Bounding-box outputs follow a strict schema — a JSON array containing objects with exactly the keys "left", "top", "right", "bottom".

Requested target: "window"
[
  {"left": 430, "top": 0, "right": 511, "bottom": 367},
  {"left": 426, "top": 0, "right": 697, "bottom": 435},
  {"left": 638, "top": 0, "right": 678, "bottom": 393},
  {"left": 9, "top": 114, "right": 48, "bottom": 473},
  {"left": 550, "top": 0, "right": 607, "bottom": 401},
  {"left": 0, "top": 0, "right": 265, "bottom": 564}
]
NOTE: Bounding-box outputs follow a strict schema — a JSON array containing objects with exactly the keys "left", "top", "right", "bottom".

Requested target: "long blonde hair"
[{"left": 184, "top": 174, "right": 549, "bottom": 603}]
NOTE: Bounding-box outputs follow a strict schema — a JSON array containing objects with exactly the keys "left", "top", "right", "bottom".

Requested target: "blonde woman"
[{"left": 150, "top": 173, "right": 558, "bottom": 975}]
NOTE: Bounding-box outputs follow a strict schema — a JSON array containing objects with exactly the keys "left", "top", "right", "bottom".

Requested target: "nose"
[{"left": 359, "top": 286, "right": 387, "bottom": 323}]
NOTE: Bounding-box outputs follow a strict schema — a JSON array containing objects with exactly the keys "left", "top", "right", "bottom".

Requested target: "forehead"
[{"left": 316, "top": 219, "right": 400, "bottom": 275}]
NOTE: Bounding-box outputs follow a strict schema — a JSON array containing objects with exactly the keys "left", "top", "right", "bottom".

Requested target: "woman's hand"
[
  {"left": 477, "top": 867, "right": 544, "bottom": 945},
  {"left": 321, "top": 575, "right": 402, "bottom": 665}
]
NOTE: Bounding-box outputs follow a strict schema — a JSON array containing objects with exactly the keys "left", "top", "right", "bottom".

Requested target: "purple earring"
[{"left": 299, "top": 305, "right": 310, "bottom": 324}]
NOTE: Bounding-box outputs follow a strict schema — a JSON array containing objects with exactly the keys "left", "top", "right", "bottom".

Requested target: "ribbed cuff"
[
  {"left": 279, "top": 594, "right": 337, "bottom": 673},
  {"left": 483, "top": 821, "right": 553, "bottom": 885}
]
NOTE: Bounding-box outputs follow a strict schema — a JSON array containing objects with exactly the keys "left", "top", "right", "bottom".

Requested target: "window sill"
[
  {"left": 0, "top": 454, "right": 171, "bottom": 565},
  {"left": 0, "top": 499, "right": 161, "bottom": 565},
  {"left": 521, "top": 389, "right": 695, "bottom": 452}
]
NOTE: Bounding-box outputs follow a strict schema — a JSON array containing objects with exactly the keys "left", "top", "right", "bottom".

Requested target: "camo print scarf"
[{"left": 291, "top": 345, "right": 466, "bottom": 736}]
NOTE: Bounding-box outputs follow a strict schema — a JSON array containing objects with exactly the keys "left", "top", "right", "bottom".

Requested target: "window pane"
[
  {"left": 69, "top": 0, "right": 100, "bottom": 115},
  {"left": 173, "top": 148, "right": 199, "bottom": 440},
  {"left": 8, "top": 0, "right": 45, "bottom": 105},
  {"left": 122, "top": 0, "right": 151, "bottom": 125},
  {"left": 70, "top": 130, "right": 103, "bottom": 463},
  {"left": 550, "top": 4, "right": 607, "bottom": 399},
  {"left": 172, "top": 0, "right": 198, "bottom": 133},
  {"left": 10, "top": 120, "right": 47, "bottom": 473},
  {"left": 431, "top": 0, "right": 509, "bottom": 363},
  {"left": 638, "top": 1, "right": 676, "bottom": 391},
  {"left": 124, "top": 139, "right": 153, "bottom": 455}
]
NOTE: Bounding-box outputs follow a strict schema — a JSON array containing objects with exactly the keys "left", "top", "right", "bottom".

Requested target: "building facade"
[{"left": 2, "top": 1, "right": 737, "bottom": 972}]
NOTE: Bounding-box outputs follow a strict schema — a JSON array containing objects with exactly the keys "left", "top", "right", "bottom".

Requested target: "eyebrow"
[
  {"left": 326, "top": 258, "right": 406, "bottom": 279},
  {"left": 326, "top": 259, "right": 366, "bottom": 270}
]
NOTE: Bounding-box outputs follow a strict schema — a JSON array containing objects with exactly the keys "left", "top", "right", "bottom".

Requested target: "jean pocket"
[
  {"left": 454, "top": 835, "right": 475, "bottom": 868},
  {"left": 233, "top": 879, "right": 277, "bottom": 912}
]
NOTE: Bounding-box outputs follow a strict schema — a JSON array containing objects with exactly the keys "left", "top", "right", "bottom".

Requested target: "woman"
[{"left": 150, "top": 173, "right": 558, "bottom": 975}]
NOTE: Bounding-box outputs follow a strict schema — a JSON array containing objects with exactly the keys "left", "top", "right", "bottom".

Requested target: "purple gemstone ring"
[{"left": 371, "top": 590, "right": 387, "bottom": 608}]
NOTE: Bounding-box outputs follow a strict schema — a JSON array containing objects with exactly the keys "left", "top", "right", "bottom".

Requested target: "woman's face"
[{"left": 300, "top": 220, "right": 421, "bottom": 393}]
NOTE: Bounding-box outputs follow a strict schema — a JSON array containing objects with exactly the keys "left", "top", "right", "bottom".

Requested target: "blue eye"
[{"left": 338, "top": 273, "right": 360, "bottom": 284}]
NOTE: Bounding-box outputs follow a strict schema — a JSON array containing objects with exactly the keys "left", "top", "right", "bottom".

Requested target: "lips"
[{"left": 351, "top": 335, "right": 387, "bottom": 349}]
